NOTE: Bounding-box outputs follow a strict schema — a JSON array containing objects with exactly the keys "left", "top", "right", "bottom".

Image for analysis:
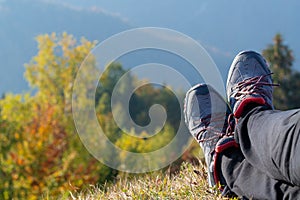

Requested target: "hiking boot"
[
  {"left": 184, "top": 83, "right": 236, "bottom": 187},
  {"left": 226, "top": 50, "right": 277, "bottom": 118}
]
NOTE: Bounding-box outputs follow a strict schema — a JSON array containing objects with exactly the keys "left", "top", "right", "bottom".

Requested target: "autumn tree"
[{"left": 0, "top": 33, "right": 104, "bottom": 199}]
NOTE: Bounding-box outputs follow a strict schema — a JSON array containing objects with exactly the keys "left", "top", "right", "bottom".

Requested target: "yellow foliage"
[{"left": 0, "top": 33, "right": 101, "bottom": 199}]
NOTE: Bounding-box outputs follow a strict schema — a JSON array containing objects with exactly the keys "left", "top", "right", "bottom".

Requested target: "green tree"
[
  {"left": 262, "top": 33, "right": 300, "bottom": 109},
  {"left": 96, "top": 62, "right": 132, "bottom": 107}
]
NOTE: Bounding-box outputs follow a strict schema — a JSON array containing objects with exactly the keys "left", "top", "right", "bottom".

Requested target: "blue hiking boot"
[
  {"left": 226, "top": 50, "right": 277, "bottom": 118},
  {"left": 184, "top": 84, "right": 237, "bottom": 188}
]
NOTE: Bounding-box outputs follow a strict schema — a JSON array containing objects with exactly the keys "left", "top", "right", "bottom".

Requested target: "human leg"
[
  {"left": 226, "top": 50, "right": 300, "bottom": 186},
  {"left": 235, "top": 106, "right": 300, "bottom": 186},
  {"left": 184, "top": 83, "right": 300, "bottom": 199},
  {"left": 221, "top": 146, "right": 300, "bottom": 200}
]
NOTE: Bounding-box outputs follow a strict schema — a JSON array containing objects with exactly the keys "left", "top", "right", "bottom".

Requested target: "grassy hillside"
[{"left": 66, "top": 162, "right": 225, "bottom": 200}]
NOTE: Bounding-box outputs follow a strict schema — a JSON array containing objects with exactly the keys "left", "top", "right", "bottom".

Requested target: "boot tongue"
[{"left": 195, "top": 84, "right": 209, "bottom": 95}]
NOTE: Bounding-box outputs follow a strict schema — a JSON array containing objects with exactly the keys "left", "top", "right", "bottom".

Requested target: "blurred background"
[{"left": 1, "top": 0, "right": 300, "bottom": 199}]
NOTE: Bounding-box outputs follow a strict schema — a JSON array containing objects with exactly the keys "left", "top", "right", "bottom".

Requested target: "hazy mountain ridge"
[
  {"left": 0, "top": 0, "right": 130, "bottom": 94},
  {"left": 1, "top": 0, "right": 300, "bottom": 94}
]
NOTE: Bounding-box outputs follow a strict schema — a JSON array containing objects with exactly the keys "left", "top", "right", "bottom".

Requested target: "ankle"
[{"left": 234, "top": 97, "right": 266, "bottom": 118}]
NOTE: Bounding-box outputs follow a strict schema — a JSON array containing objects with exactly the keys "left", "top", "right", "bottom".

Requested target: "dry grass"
[{"left": 68, "top": 162, "right": 226, "bottom": 200}]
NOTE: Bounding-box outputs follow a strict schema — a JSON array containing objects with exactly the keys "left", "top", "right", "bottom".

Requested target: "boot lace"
[
  {"left": 233, "top": 73, "right": 279, "bottom": 101},
  {"left": 196, "top": 112, "right": 234, "bottom": 143}
]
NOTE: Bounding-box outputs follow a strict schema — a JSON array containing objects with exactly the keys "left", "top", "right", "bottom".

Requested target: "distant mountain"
[
  {"left": 46, "top": 0, "right": 300, "bottom": 74},
  {"left": 0, "top": 0, "right": 130, "bottom": 94},
  {"left": 43, "top": 1, "right": 300, "bottom": 53},
  {"left": 1, "top": 0, "right": 300, "bottom": 94}
]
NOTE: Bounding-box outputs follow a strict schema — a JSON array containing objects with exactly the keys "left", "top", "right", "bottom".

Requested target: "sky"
[
  {"left": 37, "top": 0, "right": 300, "bottom": 67},
  {"left": 1, "top": 0, "right": 300, "bottom": 94}
]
